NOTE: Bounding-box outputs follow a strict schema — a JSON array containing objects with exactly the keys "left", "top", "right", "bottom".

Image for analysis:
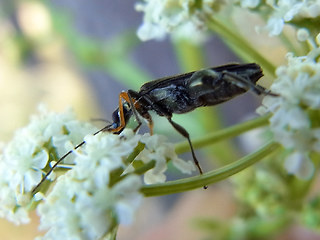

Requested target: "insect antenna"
[{"left": 32, "top": 125, "right": 112, "bottom": 194}]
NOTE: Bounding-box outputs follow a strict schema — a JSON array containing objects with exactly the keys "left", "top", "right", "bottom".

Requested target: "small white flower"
[
  {"left": 297, "top": 28, "right": 310, "bottom": 42},
  {"left": 284, "top": 152, "right": 314, "bottom": 180},
  {"left": 111, "top": 175, "right": 143, "bottom": 225},
  {"left": 0, "top": 106, "right": 97, "bottom": 224},
  {"left": 73, "top": 129, "right": 141, "bottom": 187},
  {"left": 241, "top": 0, "right": 320, "bottom": 36},
  {"left": 238, "top": 0, "right": 260, "bottom": 8},
  {"left": 265, "top": 16, "right": 284, "bottom": 36},
  {"left": 135, "top": 0, "right": 224, "bottom": 42},
  {"left": 38, "top": 132, "right": 143, "bottom": 240},
  {"left": 4, "top": 138, "right": 48, "bottom": 192},
  {"left": 0, "top": 173, "right": 30, "bottom": 225},
  {"left": 258, "top": 40, "right": 320, "bottom": 179},
  {"left": 138, "top": 133, "right": 195, "bottom": 184},
  {"left": 1, "top": 104, "right": 195, "bottom": 236},
  {"left": 37, "top": 127, "right": 195, "bottom": 239}
]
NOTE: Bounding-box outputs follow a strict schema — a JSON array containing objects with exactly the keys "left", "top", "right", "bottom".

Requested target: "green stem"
[
  {"left": 279, "top": 31, "right": 301, "bottom": 56},
  {"left": 104, "top": 57, "right": 151, "bottom": 89},
  {"left": 124, "top": 142, "right": 145, "bottom": 165},
  {"left": 133, "top": 160, "right": 156, "bottom": 175},
  {"left": 175, "top": 114, "right": 271, "bottom": 154},
  {"left": 47, "top": 6, "right": 151, "bottom": 90},
  {"left": 141, "top": 141, "right": 280, "bottom": 196},
  {"left": 112, "top": 161, "right": 156, "bottom": 187},
  {"left": 172, "top": 39, "right": 206, "bottom": 71},
  {"left": 208, "top": 17, "right": 276, "bottom": 77}
]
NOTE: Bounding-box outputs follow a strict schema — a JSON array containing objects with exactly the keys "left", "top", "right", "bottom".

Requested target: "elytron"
[{"left": 33, "top": 63, "right": 276, "bottom": 192}]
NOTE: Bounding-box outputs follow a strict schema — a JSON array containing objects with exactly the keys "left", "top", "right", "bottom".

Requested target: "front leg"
[{"left": 128, "top": 90, "right": 154, "bottom": 134}]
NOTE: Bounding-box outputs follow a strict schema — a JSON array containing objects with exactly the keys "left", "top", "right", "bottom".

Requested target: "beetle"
[{"left": 33, "top": 63, "right": 276, "bottom": 193}]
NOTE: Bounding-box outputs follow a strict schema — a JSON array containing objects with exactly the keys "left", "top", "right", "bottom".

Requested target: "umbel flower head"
[
  {"left": 135, "top": 0, "right": 225, "bottom": 42},
  {"left": 257, "top": 34, "right": 320, "bottom": 179},
  {"left": 0, "top": 106, "right": 195, "bottom": 239},
  {"left": 0, "top": 106, "right": 95, "bottom": 224},
  {"left": 237, "top": 0, "right": 320, "bottom": 36}
]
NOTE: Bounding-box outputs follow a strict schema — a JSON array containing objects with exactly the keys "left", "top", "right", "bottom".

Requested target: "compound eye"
[{"left": 112, "top": 109, "right": 120, "bottom": 123}]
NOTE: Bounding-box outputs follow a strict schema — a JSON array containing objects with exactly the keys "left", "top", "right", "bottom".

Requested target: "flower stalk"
[
  {"left": 207, "top": 17, "right": 277, "bottom": 77},
  {"left": 141, "top": 141, "right": 280, "bottom": 196}
]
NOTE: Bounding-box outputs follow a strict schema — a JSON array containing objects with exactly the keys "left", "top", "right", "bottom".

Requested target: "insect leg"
[
  {"left": 131, "top": 94, "right": 205, "bottom": 181},
  {"left": 106, "top": 91, "right": 142, "bottom": 133},
  {"left": 188, "top": 68, "right": 278, "bottom": 97},
  {"left": 146, "top": 114, "right": 154, "bottom": 135},
  {"left": 125, "top": 91, "right": 143, "bottom": 133},
  {"left": 166, "top": 117, "right": 204, "bottom": 175},
  {"left": 128, "top": 90, "right": 155, "bottom": 135},
  {"left": 137, "top": 111, "right": 154, "bottom": 135},
  {"left": 222, "top": 71, "right": 278, "bottom": 96},
  {"left": 101, "top": 92, "right": 129, "bottom": 133}
]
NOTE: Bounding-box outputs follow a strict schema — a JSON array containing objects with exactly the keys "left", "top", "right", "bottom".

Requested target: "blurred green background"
[{"left": 0, "top": 1, "right": 296, "bottom": 239}]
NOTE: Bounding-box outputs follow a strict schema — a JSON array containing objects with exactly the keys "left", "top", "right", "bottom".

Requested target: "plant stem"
[
  {"left": 208, "top": 17, "right": 277, "bottom": 77},
  {"left": 172, "top": 39, "right": 205, "bottom": 71},
  {"left": 175, "top": 114, "right": 271, "bottom": 154},
  {"left": 141, "top": 141, "right": 280, "bottom": 196}
]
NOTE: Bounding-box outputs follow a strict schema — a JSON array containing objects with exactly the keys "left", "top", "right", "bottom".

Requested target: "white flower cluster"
[
  {"left": 135, "top": 0, "right": 224, "bottom": 43},
  {"left": 37, "top": 129, "right": 195, "bottom": 240},
  {"left": 237, "top": 0, "right": 320, "bottom": 36},
  {"left": 137, "top": 134, "right": 196, "bottom": 184},
  {"left": 37, "top": 131, "right": 143, "bottom": 240},
  {"left": 0, "top": 106, "right": 95, "bottom": 224},
  {"left": 0, "top": 107, "right": 195, "bottom": 239},
  {"left": 257, "top": 34, "right": 320, "bottom": 179}
]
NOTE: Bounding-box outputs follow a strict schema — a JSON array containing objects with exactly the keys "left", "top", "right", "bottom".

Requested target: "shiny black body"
[
  {"left": 104, "top": 63, "right": 273, "bottom": 179},
  {"left": 138, "top": 63, "right": 262, "bottom": 115},
  {"left": 109, "top": 63, "right": 266, "bottom": 132}
]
